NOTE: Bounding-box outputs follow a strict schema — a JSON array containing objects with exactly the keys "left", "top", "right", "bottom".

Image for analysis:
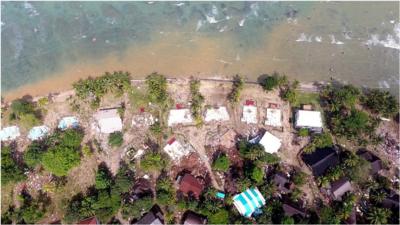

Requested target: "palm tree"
[
  {"left": 370, "top": 190, "right": 387, "bottom": 203},
  {"left": 367, "top": 207, "right": 391, "bottom": 224}
]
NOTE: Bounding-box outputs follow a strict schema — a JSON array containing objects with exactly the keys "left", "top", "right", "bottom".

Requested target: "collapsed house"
[
  {"left": 382, "top": 189, "right": 400, "bottom": 210},
  {"left": 265, "top": 108, "right": 282, "bottom": 127},
  {"left": 135, "top": 205, "right": 164, "bottom": 225},
  {"left": 241, "top": 100, "right": 257, "bottom": 124},
  {"left": 167, "top": 108, "right": 193, "bottom": 126},
  {"left": 273, "top": 172, "right": 294, "bottom": 194},
  {"left": 233, "top": 187, "right": 266, "bottom": 217},
  {"left": 0, "top": 126, "right": 20, "bottom": 141},
  {"left": 132, "top": 112, "right": 155, "bottom": 127},
  {"left": 182, "top": 211, "right": 207, "bottom": 225},
  {"left": 282, "top": 202, "right": 307, "bottom": 218},
  {"left": 329, "top": 177, "right": 353, "bottom": 200},
  {"left": 301, "top": 147, "right": 339, "bottom": 177},
  {"left": 259, "top": 131, "right": 282, "bottom": 154},
  {"left": 204, "top": 106, "right": 230, "bottom": 122},
  {"left": 94, "top": 109, "right": 123, "bottom": 134},
  {"left": 295, "top": 110, "right": 323, "bottom": 132},
  {"left": 58, "top": 116, "right": 79, "bottom": 130},
  {"left": 163, "top": 138, "right": 192, "bottom": 161},
  {"left": 357, "top": 149, "right": 383, "bottom": 174},
  {"left": 28, "top": 125, "right": 49, "bottom": 141},
  {"left": 178, "top": 173, "right": 204, "bottom": 200}
]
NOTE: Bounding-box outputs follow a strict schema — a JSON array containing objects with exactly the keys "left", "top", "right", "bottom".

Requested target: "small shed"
[
  {"left": 241, "top": 104, "right": 257, "bottom": 124},
  {"left": 28, "top": 125, "right": 49, "bottom": 141},
  {"left": 167, "top": 109, "right": 193, "bottom": 126},
  {"left": 94, "top": 109, "right": 123, "bottom": 134},
  {"left": 58, "top": 116, "right": 79, "bottom": 130},
  {"left": 233, "top": 187, "right": 266, "bottom": 217},
  {"left": 204, "top": 106, "right": 229, "bottom": 122},
  {"left": 265, "top": 108, "right": 282, "bottom": 127},
  {"left": 259, "top": 131, "right": 282, "bottom": 154},
  {"left": 330, "top": 177, "right": 352, "bottom": 200},
  {"left": 0, "top": 126, "right": 20, "bottom": 141},
  {"left": 163, "top": 138, "right": 191, "bottom": 161},
  {"left": 295, "top": 110, "right": 323, "bottom": 131}
]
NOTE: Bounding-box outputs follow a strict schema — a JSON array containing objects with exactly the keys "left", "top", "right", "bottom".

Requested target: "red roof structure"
[
  {"left": 167, "top": 137, "right": 176, "bottom": 145},
  {"left": 179, "top": 174, "right": 204, "bottom": 199},
  {"left": 77, "top": 217, "right": 99, "bottom": 225},
  {"left": 140, "top": 107, "right": 145, "bottom": 113},
  {"left": 245, "top": 100, "right": 255, "bottom": 106},
  {"left": 176, "top": 103, "right": 184, "bottom": 109}
]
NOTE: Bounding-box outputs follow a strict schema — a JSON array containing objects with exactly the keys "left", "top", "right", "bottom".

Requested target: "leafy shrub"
[
  {"left": 19, "top": 113, "right": 40, "bottom": 130},
  {"left": 24, "top": 141, "right": 46, "bottom": 168},
  {"left": 303, "top": 132, "right": 333, "bottom": 154},
  {"left": 262, "top": 74, "right": 280, "bottom": 91},
  {"left": 212, "top": 154, "right": 230, "bottom": 172},
  {"left": 140, "top": 152, "right": 167, "bottom": 172},
  {"left": 363, "top": 89, "right": 398, "bottom": 117},
  {"left": 1, "top": 145, "right": 26, "bottom": 185},
  {"left": 146, "top": 73, "right": 169, "bottom": 107},
  {"left": 298, "top": 128, "right": 309, "bottom": 137},
  {"left": 108, "top": 131, "right": 123, "bottom": 147},
  {"left": 149, "top": 121, "right": 162, "bottom": 136},
  {"left": 95, "top": 165, "right": 113, "bottom": 190},
  {"left": 121, "top": 195, "right": 153, "bottom": 219},
  {"left": 228, "top": 75, "right": 244, "bottom": 104},
  {"left": 190, "top": 80, "right": 204, "bottom": 123},
  {"left": 156, "top": 177, "right": 175, "bottom": 206}
]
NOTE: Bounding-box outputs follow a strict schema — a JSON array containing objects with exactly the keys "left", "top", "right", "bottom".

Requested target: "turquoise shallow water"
[{"left": 1, "top": 2, "right": 399, "bottom": 96}]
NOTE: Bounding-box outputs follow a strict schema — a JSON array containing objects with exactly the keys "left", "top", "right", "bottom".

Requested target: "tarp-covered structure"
[
  {"left": 233, "top": 188, "right": 266, "bottom": 217},
  {"left": 295, "top": 110, "right": 323, "bottom": 130},
  {"left": 204, "top": 106, "right": 229, "bottom": 122},
  {"left": 28, "top": 125, "right": 49, "bottom": 140},
  {"left": 241, "top": 105, "right": 257, "bottom": 124},
  {"left": 167, "top": 109, "right": 193, "bottom": 126},
  {"left": 94, "top": 109, "right": 123, "bottom": 134},
  {"left": 265, "top": 108, "right": 282, "bottom": 127},
  {"left": 259, "top": 131, "right": 282, "bottom": 154},
  {"left": 0, "top": 126, "right": 20, "bottom": 141},
  {"left": 58, "top": 116, "right": 79, "bottom": 130}
]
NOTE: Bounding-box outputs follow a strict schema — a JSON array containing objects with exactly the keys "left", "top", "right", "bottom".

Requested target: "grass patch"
[
  {"left": 128, "top": 86, "right": 149, "bottom": 111},
  {"left": 1, "top": 182, "right": 15, "bottom": 212},
  {"left": 293, "top": 91, "right": 320, "bottom": 108}
]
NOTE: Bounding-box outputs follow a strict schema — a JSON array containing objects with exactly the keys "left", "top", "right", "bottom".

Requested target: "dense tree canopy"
[
  {"left": 1, "top": 145, "right": 26, "bottom": 185},
  {"left": 363, "top": 89, "right": 398, "bottom": 117},
  {"left": 212, "top": 153, "right": 230, "bottom": 172},
  {"left": 146, "top": 73, "right": 169, "bottom": 107},
  {"left": 140, "top": 152, "right": 167, "bottom": 172},
  {"left": 228, "top": 75, "right": 244, "bottom": 104}
]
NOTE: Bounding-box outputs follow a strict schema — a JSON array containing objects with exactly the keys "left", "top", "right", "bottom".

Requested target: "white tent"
[
  {"left": 295, "top": 110, "right": 323, "bottom": 128},
  {"left": 0, "top": 126, "right": 20, "bottom": 141},
  {"left": 167, "top": 109, "right": 193, "bottom": 126},
  {"left": 28, "top": 125, "right": 49, "bottom": 140},
  {"left": 204, "top": 106, "right": 230, "bottom": 122},
  {"left": 241, "top": 105, "right": 257, "bottom": 124},
  {"left": 265, "top": 108, "right": 282, "bottom": 127},
  {"left": 259, "top": 131, "right": 282, "bottom": 154},
  {"left": 94, "top": 109, "right": 123, "bottom": 134},
  {"left": 163, "top": 138, "right": 191, "bottom": 161}
]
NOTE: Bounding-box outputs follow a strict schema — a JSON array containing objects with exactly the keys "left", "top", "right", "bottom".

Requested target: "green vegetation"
[
  {"left": 108, "top": 131, "right": 123, "bottom": 147},
  {"left": 303, "top": 132, "right": 333, "bottom": 154},
  {"left": 149, "top": 121, "right": 162, "bottom": 136},
  {"left": 228, "top": 75, "right": 244, "bottom": 104},
  {"left": 156, "top": 177, "right": 176, "bottom": 206},
  {"left": 73, "top": 71, "right": 131, "bottom": 108},
  {"left": 189, "top": 80, "right": 205, "bottom": 125},
  {"left": 362, "top": 89, "right": 398, "bottom": 117},
  {"left": 17, "top": 192, "right": 49, "bottom": 224},
  {"left": 9, "top": 98, "right": 41, "bottom": 130},
  {"left": 292, "top": 171, "right": 307, "bottom": 186},
  {"left": 95, "top": 165, "right": 112, "bottom": 190},
  {"left": 24, "top": 141, "right": 46, "bottom": 168},
  {"left": 367, "top": 207, "right": 391, "bottom": 224},
  {"left": 261, "top": 72, "right": 284, "bottom": 91},
  {"left": 208, "top": 209, "right": 229, "bottom": 224},
  {"left": 212, "top": 153, "right": 230, "bottom": 172},
  {"left": 146, "top": 73, "right": 169, "bottom": 108},
  {"left": 292, "top": 92, "right": 320, "bottom": 108},
  {"left": 140, "top": 152, "right": 168, "bottom": 172},
  {"left": 298, "top": 128, "right": 309, "bottom": 137},
  {"left": 121, "top": 195, "right": 153, "bottom": 219},
  {"left": 251, "top": 166, "right": 265, "bottom": 184},
  {"left": 1, "top": 145, "right": 26, "bottom": 186}
]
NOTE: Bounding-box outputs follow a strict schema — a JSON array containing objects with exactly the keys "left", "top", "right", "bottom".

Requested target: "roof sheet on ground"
[
  {"left": 0, "top": 126, "right": 20, "bottom": 141},
  {"left": 94, "top": 109, "right": 123, "bottom": 134},
  {"left": 58, "top": 116, "right": 79, "bottom": 130},
  {"left": 163, "top": 139, "right": 191, "bottom": 161},
  {"left": 265, "top": 108, "right": 282, "bottom": 127},
  {"left": 167, "top": 109, "right": 193, "bottom": 126},
  {"left": 204, "top": 106, "right": 229, "bottom": 122},
  {"left": 233, "top": 188, "right": 266, "bottom": 217},
  {"left": 28, "top": 125, "right": 49, "bottom": 140},
  {"left": 241, "top": 105, "right": 257, "bottom": 124},
  {"left": 259, "top": 131, "right": 282, "bottom": 153},
  {"left": 295, "top": 110, "right": 323, "bottom": 128}
]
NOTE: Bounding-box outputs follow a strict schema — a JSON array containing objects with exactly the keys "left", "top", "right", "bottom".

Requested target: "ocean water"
[{"left": 1, "top": 2, "right": 399, "bottom": 98}]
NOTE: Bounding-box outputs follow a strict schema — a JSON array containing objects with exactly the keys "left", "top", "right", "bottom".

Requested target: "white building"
[
  {"left": 94, "top": 109, "right": 123, "bottom": 134},
  {"left": 167, "top": 109, "right": 193, "bottom": 126},
  {"left": 295, "top": 110, "right": 323, "bottom": 130},
  {"left": 204, "top": 106, "right": 230, "bottom": 122},
  {"left": 28, "top": 125, "right": 49, "bottom": 141},
  {"left": 241, "top": 105, "right": 257, "bottom": 124},
  {"left": 265, "top": 108, "right": 282, "bottom": 127},
  {"left": 0, "top": 126, "right": 20, "bottom": 141},
  {"left": 259, "top": 131, "right": 282, "bottom": 154},
  {"left": 163, "top": 138, "right": 192, "bottom": 161}
]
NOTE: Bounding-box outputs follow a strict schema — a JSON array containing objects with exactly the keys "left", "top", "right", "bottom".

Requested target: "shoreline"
[{"left": 2, "top": 76, "right": 321, "bottom": 105}]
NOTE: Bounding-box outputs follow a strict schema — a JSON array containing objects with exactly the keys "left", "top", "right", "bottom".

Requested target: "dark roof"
[
  {"left": 282, "top": 203, "right": 307, "bottom": 218},
  {"left": 183, "top": 211, "right": 207, "bottom": 225},
  {"left": 345, "top": 208, "right": 357, "bottom": 224},
  {"left": 179, "top": 174, "right": 204, "bottom": 199},
  {"left": 136, "top": 205, "right": 164, "bottom": 225},
  {"left": 273, "top": 172, "right": 292, "bottom": 193},
  {"left": 330, "top": 177, "right": 352, "bottom": 200},
  {"left": 301, "top": 147, "right": 339, "bottom": 176},
  {"left": 357, "top": 149, "right": 383, "bottom": 174},
  {"left": 77, "top": 217, "right": 99, "bottom": 225}
]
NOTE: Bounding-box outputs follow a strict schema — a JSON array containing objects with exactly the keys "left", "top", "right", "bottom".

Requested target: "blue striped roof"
[{"left": 233, "top": 188, "right": 266, "bottom": 217}]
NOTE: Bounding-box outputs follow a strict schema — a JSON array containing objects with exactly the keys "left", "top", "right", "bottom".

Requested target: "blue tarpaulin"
[
  {"left": 58, "top": 116, "right": 79, "bottom": 130},
  {"left": 216, "top": 192, "right": 225, "bottom": 199},
  {"left": 28, "top": 126, "right": 49, "bottom": 140}
]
